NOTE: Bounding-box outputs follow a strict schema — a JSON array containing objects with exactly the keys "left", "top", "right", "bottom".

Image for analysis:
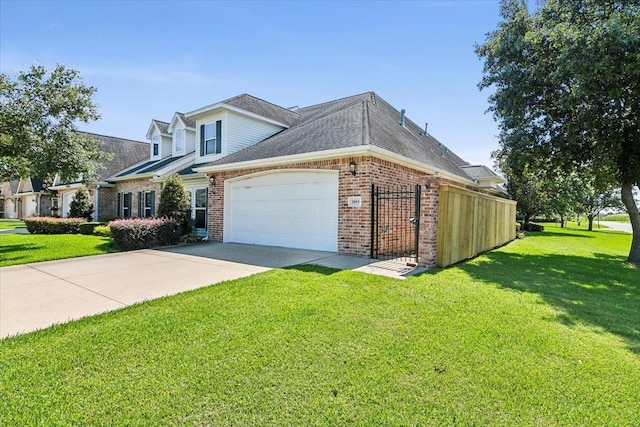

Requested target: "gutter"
[{"left": 193, "top": 145, "right": 478, "bottom": 187}]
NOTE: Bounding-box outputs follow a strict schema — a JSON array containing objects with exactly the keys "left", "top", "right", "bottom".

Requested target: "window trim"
[
  {"left": 174, "top": 128, "right": 184, "bottom": 154},
  {"left": 152, "top": 135, "right": 160, "bottom": 157},
  {"left": 200, "top": 120, "right": 222, "bottom": 156}
]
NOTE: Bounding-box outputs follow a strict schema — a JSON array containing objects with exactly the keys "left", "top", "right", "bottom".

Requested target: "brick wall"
[
  {"left": 113, "top": 179, "right": 161, "bottom": 217},
  {"left": 207, "top": 156, "right": 446, "bottom": 264}
]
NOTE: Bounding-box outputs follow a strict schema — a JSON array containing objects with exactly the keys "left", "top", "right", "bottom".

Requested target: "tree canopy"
[
  {"left": 0, "top": 64, "right": 106, "bottom": 183},
  {"left": 477, "top": 0, "right": 640, "bottom": 263}
]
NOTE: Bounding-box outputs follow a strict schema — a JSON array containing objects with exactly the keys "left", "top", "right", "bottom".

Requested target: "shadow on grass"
[
  {"left": 430, "top": 250, "right": 640, "bottom": 354},
  {"left": 0, "top": 242, "right": 45, "bottom": 264},
  {"left": 285, "top": 264, "right": 342, "bottom": 275}
]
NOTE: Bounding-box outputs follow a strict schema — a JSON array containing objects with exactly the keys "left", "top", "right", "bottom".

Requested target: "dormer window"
[
  {"left": 152, "top": 135, "right": 160, "bottom": 156},
  {"left": 201, "top": 121, "right": 222, "bottom": 155},
  {"left": 175, "top": 129, "right": 184, "bottom": 153}
]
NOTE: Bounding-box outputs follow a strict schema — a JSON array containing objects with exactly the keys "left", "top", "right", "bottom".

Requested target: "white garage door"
[
  {"left": 62, "top": 191, "right": 77, "bottom": 218},
  {"left": 226, "top": 171, "right": 338, "bottom": 252}
]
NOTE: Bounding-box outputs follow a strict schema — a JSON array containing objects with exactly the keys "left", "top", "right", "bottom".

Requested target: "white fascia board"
[
  {"left": 186, "top": 103, "right": 289, "bottom": 128},
  {"left": 193, "top": 145, "right": 477, "bottom": 187},
  {"left": 49, "top": 182, "right": 83, "bottom": 190}
]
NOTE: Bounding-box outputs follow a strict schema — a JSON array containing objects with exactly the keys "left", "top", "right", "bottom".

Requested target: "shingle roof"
[
  {"left": 204, "top": 92, "right": 475, "bottom": 181},
  {"left": 176, "top": 112, "right": 195, "bottom": 129},
  {"left": 152, "top": 120, "right": 170, "bottom": 134},
  {"left": 222, "top": 94, "right": 299, "bottom": 126},
  {"left": 114, "top": 155, "right": 187, "bottom": 178},
  {"left": 461, "top": 165, "right": 501, "bottom": 180},
  {"left": 77, "top": 132, "right": 150, "bottom": 181}
]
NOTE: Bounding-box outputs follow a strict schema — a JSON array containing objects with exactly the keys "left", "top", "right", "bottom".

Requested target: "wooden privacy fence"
[{"left": 436, "top": 184, "right": 517, "bottom": 267}]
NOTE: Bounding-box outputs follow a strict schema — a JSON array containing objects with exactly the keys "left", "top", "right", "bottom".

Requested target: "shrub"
[
  {"left": 110, "top": 217, "right": 181, "bottom": 251},
  {"left": 79, "top": 222, "right": 103, "bottom": 235},
  {"left": 93, "top": 225, "right": 111, "bottom": 237},
  {"left": 523, "top": 222, "right": 545, "bottom": 232},
  {"left": 24, "top": 217, "right": 85, "bottom": 234},
  {"left": 157, "top": 174, "right": 192, "bottom": 235},
  {"left": 68, "top": 186, "right": 94, "bottom": 220}
]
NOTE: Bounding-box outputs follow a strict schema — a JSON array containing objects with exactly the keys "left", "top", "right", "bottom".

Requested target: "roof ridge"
[
  {"left": 75, "top": 130, "right": 149, "bottom": 145},
  {"left": 361, "top": 100, "right": 370, "bottom": 146},
  {"left": 224, "top": 93, "right": 300, "bottom": 116},
  {"left": 286, "top": 98, "right": 365, "bottom": 131},
  {"left": 299, "top": 91, "right": 375, "bottom": 111}
]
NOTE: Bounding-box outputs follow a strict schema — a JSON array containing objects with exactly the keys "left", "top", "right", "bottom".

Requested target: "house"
[
  {"left": 48, "top": 132, "right": 149, "bottom": 220},
  {"left": 102, "top": 91, "right": 512, "bottom": 267},
  {"left": 106, "top": 112, "right": 212, "bottom": 235},
  {"left": 1, "top": 178, "right": 53, "bottom": 219}
]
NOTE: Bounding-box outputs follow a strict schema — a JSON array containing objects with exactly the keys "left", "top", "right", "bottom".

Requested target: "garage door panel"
[{"left": 226, "top": 171, "right": 338, "bottom": 252}]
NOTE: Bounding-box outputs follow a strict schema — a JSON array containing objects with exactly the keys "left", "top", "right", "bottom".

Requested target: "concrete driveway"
[{"left": 1, "top": 242, "right": 415, "bottom": 339}]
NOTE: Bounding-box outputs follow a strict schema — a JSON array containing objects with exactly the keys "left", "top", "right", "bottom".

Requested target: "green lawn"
[
  {"left": 1, "top": 225, "right": 638, "bottom": 425},
  {"left": 601, "top": 213, "right": 631, "bottom": 222},
  {"left": 0, "top": 218, "right": 25, "bottom": 230},
  {"left": 0, "top": 233, "right": 114, "bottom": 266}
]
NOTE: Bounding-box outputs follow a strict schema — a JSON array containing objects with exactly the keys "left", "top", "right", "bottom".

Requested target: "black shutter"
[
  {"left": 150, "top": 191, "right": 155, "bottom": 216},
  {"left": 117, "top": 192, "right": 121, "bottom": 217},
  {"left": 138, "top": 192, "right": 143, "bottom": 217},
  {"left": 200, "top": 124, "right": 205, "bottom": 156},
  {"left": 215, "top": 120, "right": 222, "bottom": 154},
  {"left": 128, "top": 192, "right": 133, "bottom": 218}
]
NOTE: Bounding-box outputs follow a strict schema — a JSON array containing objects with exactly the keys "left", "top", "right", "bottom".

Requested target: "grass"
[
  {"left": 0, "top": 233, "right": 114, "bottom": 266},
  {"left": 600, "top": 213, "right": 631, "bottom": 222},
  {"left": 0, "top": 218, "right": 25, "bottom": 230},
  {"left": 1, "top": 225, "right": 638, "bottom": 425}
]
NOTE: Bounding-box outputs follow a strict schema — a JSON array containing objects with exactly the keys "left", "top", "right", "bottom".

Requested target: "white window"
[
  {"left": 174, "top": 129, "right": 183, "bottom": 153},
  {"left": 204, "top": 123, "right": 220, "bottom": 155}
]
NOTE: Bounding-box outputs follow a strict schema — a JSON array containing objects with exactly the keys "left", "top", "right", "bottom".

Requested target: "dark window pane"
[
  {"left": 195, "top": 210, "right": 206, "bottom": 229},
  {"left": 196, "top": 189, "right": 206, "bottom": 208}
]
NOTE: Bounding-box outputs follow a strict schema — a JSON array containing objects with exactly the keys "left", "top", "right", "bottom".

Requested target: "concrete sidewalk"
[{"left": 1, "top": 242, "right": 425, "bottom": 339}]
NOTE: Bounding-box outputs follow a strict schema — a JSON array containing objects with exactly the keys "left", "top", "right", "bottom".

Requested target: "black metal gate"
[{"left": 371, "top": 184, "right": 421, "bottom": 263}]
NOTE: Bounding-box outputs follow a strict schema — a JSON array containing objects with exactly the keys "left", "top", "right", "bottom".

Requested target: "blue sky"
[{"left": 1, "top": 0, "right": 503, "bottom": 169}]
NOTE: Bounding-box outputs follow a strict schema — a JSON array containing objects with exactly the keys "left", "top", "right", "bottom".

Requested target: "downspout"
[{"left": 94, "top": 185, "right": 100, "bottom": 221}]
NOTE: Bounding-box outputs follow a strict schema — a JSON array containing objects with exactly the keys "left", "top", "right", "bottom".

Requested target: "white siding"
[
  {"left": 185, "top": 128, "right": 196, "bottom": 154},
  {"left": 226, "top": 111, "right": 284, "bottom": 154},
  {"left": 161, "top": 135, "right": 172, "bottom": 159},
  {"left": 195, "top": 111, "right": 285, "bottom": 164}
]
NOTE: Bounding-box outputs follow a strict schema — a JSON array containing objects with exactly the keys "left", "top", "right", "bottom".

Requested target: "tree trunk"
[
  {"left": 587, "top": 214, "right": 595, "bottom": 231},
  {"left": 621, "top": 182, "right": 640, "bottom": 264},
  {"left": 560, "top": 215, "right": 565, "bottom": 228}
]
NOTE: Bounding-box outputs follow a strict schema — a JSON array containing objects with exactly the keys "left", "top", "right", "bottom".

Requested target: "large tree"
[
  {"left": 477, "top": 0, "right": 640, "bottom": 263},
  {"left": 0, "top": 64, "right": 105, "bottom": 183}
]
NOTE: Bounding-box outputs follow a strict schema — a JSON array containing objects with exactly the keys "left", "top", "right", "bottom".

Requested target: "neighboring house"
[
  {"left": 0, "top": 178, "right": 53, "bottom": 218},
  {"left": 49, "top": 132, "right": 149, "bottom": 220},
  {"left": 103, "top": 91, "right": 512, "bottom": 266}
]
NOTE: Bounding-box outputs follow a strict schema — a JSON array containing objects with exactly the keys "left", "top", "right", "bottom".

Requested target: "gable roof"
[
  {"left": 169, "top": 112, "right": 196, "bottom": 132},
  {"left": 146, "top": 119, "right": 170, "bottom": 139},
  {"left": 198, "top": 92, "right": 476, "bottom": 182},
  {"left": 186, "top": 93, "right": 299, "bottom": 127}
]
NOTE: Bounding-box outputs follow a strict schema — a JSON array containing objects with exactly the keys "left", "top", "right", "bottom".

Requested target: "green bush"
[
  {"left": 93, "top": 225, "right": 111, "bottom": 237},
  {"left": 523, "top": 222, "right": 545, "bottom": 232},
  {"left": 68, "top": 186, "right": 94, "bottom": 220},
  {"left": 79, "top": 222, "right": 103, "bottom": 235},
  {"left": 110, "top": 218, "right": 181, "bottom": 251},
  {"left": 157, "top": 174, "right": 192, "bottom": 235},
  {"left": 24, "top": 217, "right": 85, "bottom": 234}
]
